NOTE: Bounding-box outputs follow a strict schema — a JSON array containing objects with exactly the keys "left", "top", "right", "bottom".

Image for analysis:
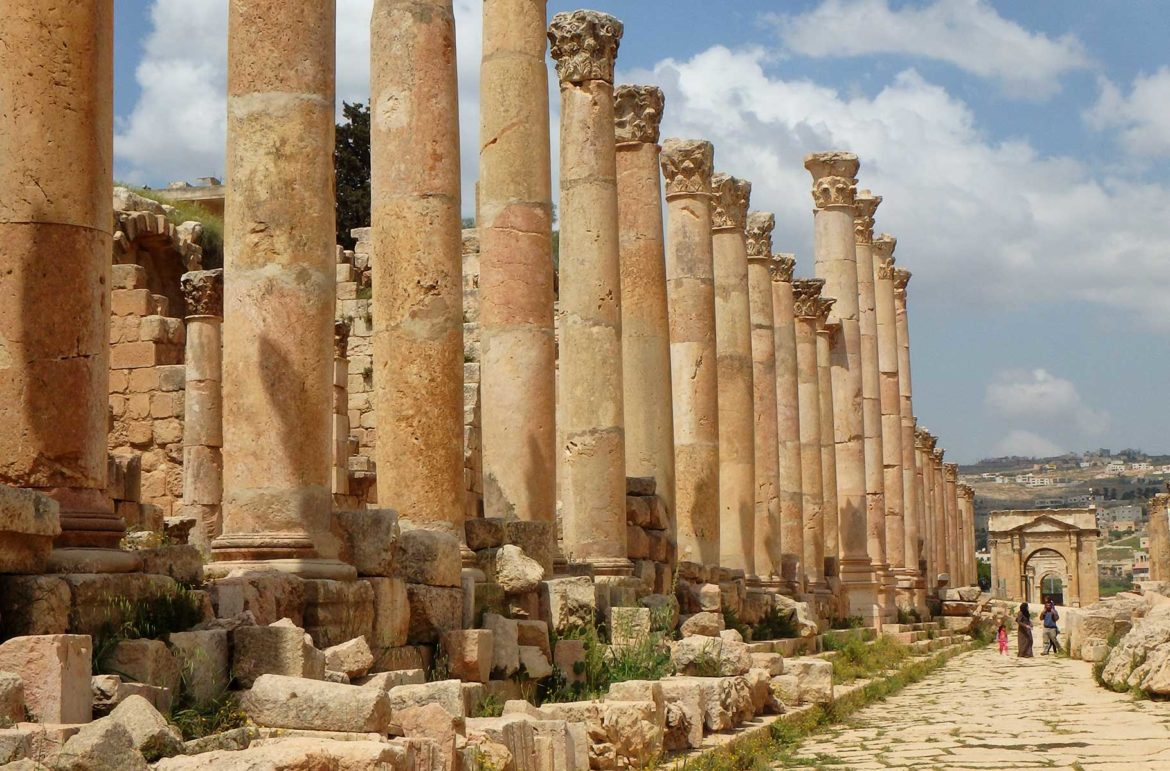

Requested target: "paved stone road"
[{"left": 782, "top": 640, "right": 1170, "bottom": 770}]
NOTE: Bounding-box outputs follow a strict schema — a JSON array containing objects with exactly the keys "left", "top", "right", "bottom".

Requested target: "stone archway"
[{"left": 1025, "top": 548, "right": 1068, "bottom": 606}]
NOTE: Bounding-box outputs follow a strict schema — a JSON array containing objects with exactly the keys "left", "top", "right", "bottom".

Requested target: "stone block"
[
  {"left": 647, "top": 531, "right": 669, "bottom": 563},
  {"left": 625, "top": 496, "right": 651, "bottom": 527},
  {"left": 540, "top": 577, "right": 597, "bottom": 634},
  {"left": 324, "top": 637, "right": 375, "bottom": 680},
  {"left": 784, "top": 658, "right": 833, "bottom": 704},
  {"left": 396, "top": 702, "right": 458, "bottom": 771},
  {"left": 242, "top": 674, "right": 393, "bottom": 734},
  {"left": 365, "top": 577, "right": 410, "bottom": 652},
  {"left": 626, "top": 477, "right": 656, "bottom": 496},
  {"left": 208, "top": 571, "right": 306, "bottom": 626},
  {"left": 335, "top": 509, "right": 400, "bottom": 577},
  {"left": 502, "top": 521, "right": 555, "bottom": 576},
  {"left": 354, "top": 669, "right": 427, "bottom": 691},
  {"left": 397, "top": 528, "right": 462, "bottom": 588},
  {"left": 554, "top": 639, "right": 587, "bottom": 684},
  {"left": 0, "top": 486, "right": 60, "bottom": 573},
  {"left": 670, "top": 635, "right": 751, "bottom": 677},
  {"left": 137, "top": 545, "right": 202, "bottom": 585},
  {"left": 464, "top": 518, "right": 505, "bottom": 551},
  {"left": 516, "top": 620, "right": 551, "bottom": 661},
  {"left": 646, "top": 497, "right": 670, "bottom": 531},
  {"left": 54, "top": 718, "right": 149, "bottom": 771},
  {"left": 372, "top": 645, "right": 432, "bottom": 674},
  {"left": 626, "top": 525, "right": 649, "bottom": 560},
  {"left": 0, "top": 671, "right": 23, "bottom": 726},
  {"left": 112, "top": 264, "right": 148, "bottom": 290},
  {"left": 750, "top": 652, "right": 784, "bottom": 676},
  {"left": 405, "top": 584, "right": 463, "bottom": 645},
  {"left": 103, "top": 639, "right": 182, "bottom": 697},
  {"left": 303, "top": 578, "right": 374, "bottom": 649},
  {"left": 0, "top": 634, "right": 91, "bottom": 724},
  {"left": 483, "top": 613, "right": 520, "bottom": 678},
  {"left": 387, "top": 679, "right": 466, "bottom": 720},
  {"left": 680, "top": 611, "right": 723, "bottom": 638},
  {"left": 108, "top": 695, "right": 183, "bottom": 761},
  {"left": 166, "top": 630, "right": 229, "bottom": 708},
  {"left": 112, "top": 288, "right": 153, "bottom": 316},
  {"left": 610, "top": 606, "right": 652, "bottom": 649},
  {"left": 440, "top": 629, "right": 492, "bottom": 684},
  {"left": 473, "top": 581, "right": 506, "bottom": 627},
  {"left": 496, "top": 544, "right": 545, "bottom": 594},
  {"left": 157, "top": 365, "right": 185, "bottom": 392},
  {"left": 0, "top": 575, "right": 71, "bottom": 637},
  {"left": 230, "top": 624, "right": 323, "bottom": 688},
  {"left": 518, "top": 646, "right": 552, "bottom": 680}
]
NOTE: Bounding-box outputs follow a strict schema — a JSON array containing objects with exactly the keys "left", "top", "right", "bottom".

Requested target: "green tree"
[{"left": 335, "top": 101, "right": 370, "bottom": 250}]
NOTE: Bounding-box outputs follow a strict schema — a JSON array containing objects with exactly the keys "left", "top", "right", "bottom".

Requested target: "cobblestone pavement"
[{"left": 781, "top": 640, "right": 1170, "bottom": 770}]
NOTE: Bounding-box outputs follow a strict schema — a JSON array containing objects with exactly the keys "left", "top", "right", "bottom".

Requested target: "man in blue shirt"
[{"left": 1040, "top": 598, "right": 1060, "bottom": 655}]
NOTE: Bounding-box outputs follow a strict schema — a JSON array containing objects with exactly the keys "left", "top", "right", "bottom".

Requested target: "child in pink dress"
[{"left": 997, "top": 623, "right": 1009, "bottom": 655}]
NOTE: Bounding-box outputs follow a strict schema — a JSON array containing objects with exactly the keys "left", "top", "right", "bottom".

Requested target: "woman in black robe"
[{"left": 1016, "top": 602, "right": 1034, "bottom": 657}]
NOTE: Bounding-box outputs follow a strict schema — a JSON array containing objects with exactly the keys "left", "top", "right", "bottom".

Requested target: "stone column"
[
  {"left": 1148, "top": 492, "right": 1170, "bottom": 582},
  {"left": 793, "top": 280, "right": 830, "bottom": 593},
  {"left": 660, "top": 139, "right": 719, "bottom": 568},
  {"left": 819, "top": 320, "right": 842, "bottom": 586},
  {"left": 746, "top": 213, "right": 780, "bottom": 582},
  {"left": 771, "top": 254, "right": 804, "bottom": 593},
  {"left": 478, "top": 0, "right": 557, "bottom": 527},
  {"left": 805, "top": 152, "right": 878, "bottom": 623},
  {"left": 211, "top": 0, "right": 352, "bottom": 579},
  {"left": 0, "top": 1, "right": 120, "bottom": 556},
  {"left": 181, "top": 270, "right": 224, "bottom": 554},
  {"left": 943, "top": 463, "right": 960, "bottom": 587},
  {"left": 711, "top": 174, "right": 756, "bottom": 579},
  {"left": 958, "top": 484, "right": 976, "bottom": 586},
  {"left": 931, "top": 448, "right": 948, "bottom": 586},
  {"left": 371, "top": 0, "right": 464, "bottom": 544},
  {"left": 615, "top": 84, "right": 675, "bottom": 531},
  {"left": 549, "top": 11, "right": 631, "bottom": 575},
  {"left": 332, "top": 321, "right": 351, "bottom": 498},
  {"left": 914, "top": 428, "right": 933, "bottom": 590},
  {"left": 894, "top": 270, "right": 924, "bottom": 605},
  {"left": 854, "top": 192, "right": 890, "bottom": 610},
  {"left": 873, "top": 234, "right": 908, "bottom": 603}
]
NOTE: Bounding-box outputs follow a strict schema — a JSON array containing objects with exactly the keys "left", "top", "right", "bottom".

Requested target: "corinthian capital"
[
  {"left": 711, "top": 173, "right": 751, "bottom": 231},
  {"left": 804, "top": 151, "right": 859, "bottom": 209},
  {"left": 769, "top": 253, "right": 796, "bottom": 283},
  {"left": 792, "top": 278, "right": 827, "bottom": 318},
  {"left": 181, "top": 269, "right": 224, "bottom": 318},
  {"left": 853, "top": 189, "right": 881, "bottom": 244},
  {"left": 745, "top": 211, "right": 775, "bottom": 258},
  {"left": 933, "top": 448, "right": 946, "bottom": 463},
  {"left": 915, "top": 427, "right": 937, "bottom": 451},
  {"left": 874, "top": 234, "right": 897, "bottom": 279},
  {"left": 614, "top": 85, "right": 664, "bottom": 144},
  {"left": 944, "top": 463, "right": 959, "bottom": 481},
  {"left": 660, "top": 139, "right": 714, "bottom": 198},
  {"left": 959, "top": 484, "right": 975, "bottom": 500},
  {"left": 548, "top": 10, "right": 623, "bottom": 85},
  {"left": 893, "top": 268, "right": 912, "bottom": 293}
]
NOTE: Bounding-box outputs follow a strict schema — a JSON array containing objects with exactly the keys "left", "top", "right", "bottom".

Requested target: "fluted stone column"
[
  {"left": 332, "top": 321, "right": 351, "bottom": 497},
  {"left": 805, "top": 153, "right": 878, "bottom": 622},
  {"left": 549, "top": 11, "right": 630, "bottom": 574},
  {"left": 371, "top": 0, "right": 464, "bottom": 545},
  {"left": 181, "top": 270, "right": 224, "bottom": 554},
  {"left": 944, "top": 463, "right": 959, "bottom": 587},
  {"left": 894, "top": 270, "right": 925, "bottom": 606},
  {"left": 616, "top": 85, "right": 675, "bottom": 530},
  {"left": 914, "top": 428, "right": 933, "bottom": 590},
  {"left": 661, "top": 140, "right": 719, "bottom": 567},
  {"left": 212, "top": 0, "right": 351, "bottom": 578},
  {"left": 479, "top": 0, "right": 556, "bottom": 527},
  {"left": 1148, "top": 492, "right": 1170, "bottom": 582},
  {"left": 874, "top": 234, "right": 908, "bottom": 603},
  {"left": 0, "top": 1, "right": 120, "bottom": 559},
  {"left": 931, "top": 448, "right": 947, "bottom": 586},
  {"left": 712, "top": 174, "right": 756, "bottom": 578},
  {"left": 793, "top": 280, "right": 830, "bottom": 593},
  {"left": 771, "top": 254, "right": 803, "bottom": 592},
  {"left": 746, "top": 213, "right": 780, "bottom": 581},
  {"left": 820, "top": 320, "right": 842, "bottom": 587},
  {"left": 854, "top": 192, "right": 891, "bottom": 610}
]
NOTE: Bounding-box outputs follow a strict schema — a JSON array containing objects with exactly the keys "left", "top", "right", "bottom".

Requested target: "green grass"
[
  {"left": 93, "top": 587, "right": 206, "bottom": 675},
  {"left": 830, "top": 637, "right": 910, "bottom": 684},
  {"left": 171, "top": 693, "right": 248, "bottom": 741}
]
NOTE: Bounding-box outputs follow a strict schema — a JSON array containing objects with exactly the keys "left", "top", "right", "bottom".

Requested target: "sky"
[{"left": 111, "top": 0, "right": 1170, "bottom": 464}]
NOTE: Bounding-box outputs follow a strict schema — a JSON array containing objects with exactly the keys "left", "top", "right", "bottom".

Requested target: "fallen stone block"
[
  {"left": 750, "top": 651, "right": 784, "bottom": 676},
  {"left": 53, "top": 717, "right": 148, "bottom": 771},
  {"left": 441, "top": 629, "right": 492, "bottom": 684},
  {"left": 518, "top": 646, "right": 553, "bottom": 680},
  {"left": 0, "top": 486, "right": 59, "bottom": 573},
  {"left": 395, "top": 702, "right": 458, "bottom": 771},
  {"left": 366, "top": 576, "right": 410, "bottom": 654},
  {"left": 167, "top": 629, "right": 229, "bottom": 708},
  {"left": 335, "top": 509, "right": 400, "bottom": 577},
  {"left": 396, "top": 528, "right": 462, "bottom": 588},
  {"left": 354, "top": 669, "right": 427, "bottom": 691},
  {"left": 303, "top": 579, "right": 374, "bottom": 649},
  {"left": 231, "top": 624, "right": 324, "bottom": 688},
  {"left": 323, "top": 636, "right": 374, "bottom": 680},
  {"left": 136, "top": 545, "right": 202, "bottom": 586},
  {"left": 496, "top": 545, "right": 545, "bottom": 594},
  {"left": 0, "top": 727, "right": 33, "bottom": 765},
  {"left": 372, "top": 644, "right": 432, "bottom": 674},
  {"left": 155, "top": 737, "right": 413, "bottom": 770},
  {"left": 242, "top": 674, "right": 393, "bottom": 733},
  {"left": 208, "top": 571, "right": 305, "bottom": 626},
  {"left": 388, "top": 679, "right": 466, "bottom": 721},
  {"left": 483, "top": 613, "right": 520, "bottom": 678},
  {"left": 516, "top": 619, "right": 551, "bottom": 661},
  {"left": 0, "top": 671, "right": 23, "bottom": 726},
  {"left": 785, "top": 658, "right": 833, "bottom": 704},
  {"left": 680, "top": 611, "right": 724, "bottom": 638},
  {"left": 102, "top": 638, "right": 182, "bottom": 698},
  {"left": 540, "top": 577, "right": 596, "bottom": 634},
  {"left": 0, "top": 634, "right": 91, "bottom": 724},
  {"left": 405, "top": 584, "right": 462, "bottom": 645},
  {"left": 671, "top": 635, "right": 752, "bottom": 676},
  {"left": 107, "top": 694, "right": 183, "bottom": 761},
  {"left": 502, "top": 521, "right": 555, "bottom": 576},
  {"left": 0, "top": 576, "right": 71, "bottom": 638}
]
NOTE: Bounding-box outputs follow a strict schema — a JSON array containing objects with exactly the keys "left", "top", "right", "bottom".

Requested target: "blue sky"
[{"left": 112, "top": 0, "right": 1170, "bottom": 463}]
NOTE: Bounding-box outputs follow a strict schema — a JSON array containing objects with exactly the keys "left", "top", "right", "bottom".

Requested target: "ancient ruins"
[{"left": 3, "top": 2, "right": 1168, "bottom": 770}]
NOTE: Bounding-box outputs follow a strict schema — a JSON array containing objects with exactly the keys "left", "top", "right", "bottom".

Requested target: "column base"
[
  {"left": 48, "top": 488, "right": 125, "bottom": 549},
  {"left": 46, "top": 547, "right": 143, "bottom": 574},
  {"left": 586, "top": 557, "right": 635, "bottom": 577},
  {"left": 204, "top": 557, "right": 356, "bottom": 581},
  {"left": 838, "top": 558, "right": 881, "bottom": 628}
]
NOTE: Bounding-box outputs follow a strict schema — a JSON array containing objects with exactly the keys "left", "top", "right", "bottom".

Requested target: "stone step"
[{"left": 882, "top": 630, "right": 927, "bottom": 644}]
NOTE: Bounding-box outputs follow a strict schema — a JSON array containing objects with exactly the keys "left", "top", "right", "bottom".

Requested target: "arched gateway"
[{"left": 988, "top": 509, "right": 1099, "bottom": 607}]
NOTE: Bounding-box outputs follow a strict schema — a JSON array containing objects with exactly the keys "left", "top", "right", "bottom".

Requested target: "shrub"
[
  {"left": 752, "top": 606, "right": 800, "bottom": 641},
  {"left": 830, "top": 637, "right": 909, "bottom": 684},
  {"left": 171, "top": 693, "right": 248, "bottom": 741},
  {"left": 93, "top": 588, "right": 206, "bottom": 674},
  {"left": 830, "top": 615, "right": 865, "bottom": 630}
]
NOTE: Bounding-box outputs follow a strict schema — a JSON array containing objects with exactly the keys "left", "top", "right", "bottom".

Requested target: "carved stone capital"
[
  {"left": 548, "top": 10, "right": 623, "bottom": 85},
  {"left": 893, "top": 268, "right": 912, "bottom": 292},
  {"left": 334, "top": 319, "right": 351, "bottom": 360},
  {"left": 804, "top": 151, "right": 859, "bottom": 209},
  {"left": 792, "top": 278, "right": 827, "bottom": 318},
  {"left": 944, "top": 463, "right": 959, "bottom": 481},
  {"left": 181, "top": 269, "right": 224, "bottom": 318},
  {"left": 745, "top": 211, "right": 775, "bottom": 258},
  {"left": 853, "top": 189, "right": 881, "bottom": 244},
  {"left": 817, "top": 299, "right": 838, "bottom": 324},
  {"left": 769, "top": 253, "right": 796, "bottom": 283},
  {"left": 959, "top": 484, "right": 975, "bottom": 500},
  {"left": 915, "top": 427, "right": 938, "bottom": 451},
  {"left": 711, "top": 173, "right": 751, "bottom": 231},
  {"left": 876, "top": 257, "right": 896, "bottom": 281},
  {"left": 933, "top": 448, "right": 946, "bottom": 463},
  {"left": 873, "top": 233, "right": 896, "bottom": 261},
  {"left": 614, "top": 84, "right": 664, "bottom": 144},
  {"left": 660, "top": 139, "right": 714, "bottom": 198}
]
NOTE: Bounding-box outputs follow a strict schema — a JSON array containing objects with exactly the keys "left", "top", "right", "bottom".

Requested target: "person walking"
[
  {"left": 997, "top": 623, "right": 1009, "bottom": 655},
  {"left": 1016, "top": 602, "right": 1034, "bottom": 658},
  {"left": 1040, "top": 598, "right": 1060, "bottom": 655}
]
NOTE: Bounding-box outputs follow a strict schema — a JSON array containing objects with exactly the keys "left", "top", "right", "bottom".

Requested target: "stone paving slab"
[{"left": 780, "top": 639, "right": 1170, "bottom": 770}]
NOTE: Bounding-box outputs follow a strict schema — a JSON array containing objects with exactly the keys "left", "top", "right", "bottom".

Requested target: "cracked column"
[
  {"left": 478, "top": 0, "right": 556, "bottom": 527},
  {"left": 771, "top": 253, "right": 804, "bottom": 593},
  {"left": 854, "top": 192, "right": 891, "bottom": 611},
  {"left": 712, "top": 174, "right": 756, "bottom": 579},
  {"left": 0, "top": 1, "right": 120, "bottom": 559},
  {"left": 549, "top": 10, "right": 630, "bottom": 575},
  {"left": 371, "top": 0, "right": 464, "bottom": 545},
  {"left": 944, "top": 463, "right": 960, "bottom": 588},
  {"left": 874, "top": 234, "right": 909, "bottom": 605},
  {"left": 211, "top": 0, "right": 351, "bottom": 579},
  {"left": 895, "top": 269, "right": 926, "bottom": 609},
  {"left": 181, "top": 270, "right": 224, "bottom": 554},
  {"left": 746, "top": 212, "right": 780, "bottom": 583},
  {"left": 615, "top": 85, "right": 675, "bottom": 529},
  {"left": 660, "top": 139, "right": 719, "bottom": 568},
  {"left": 793, "top": 280, "right": 830, "bottom": 594},
  {"left": 805, "top": 152, "right": 878, "bottom": 623}
]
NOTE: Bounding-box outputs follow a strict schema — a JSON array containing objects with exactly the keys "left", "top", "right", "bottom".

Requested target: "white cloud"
[
  {"left": 766, "top": 0, "right": 1091, "bottom": 98},
  {"left": 990, "top": 430, "right": 1064, "bottom": 459},
  {"left": 984, "top": 368, "right": 1109, "bottom": 438},
  {"left": 1085, "top": 68, "right": 1170, "bottom": 158}
]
